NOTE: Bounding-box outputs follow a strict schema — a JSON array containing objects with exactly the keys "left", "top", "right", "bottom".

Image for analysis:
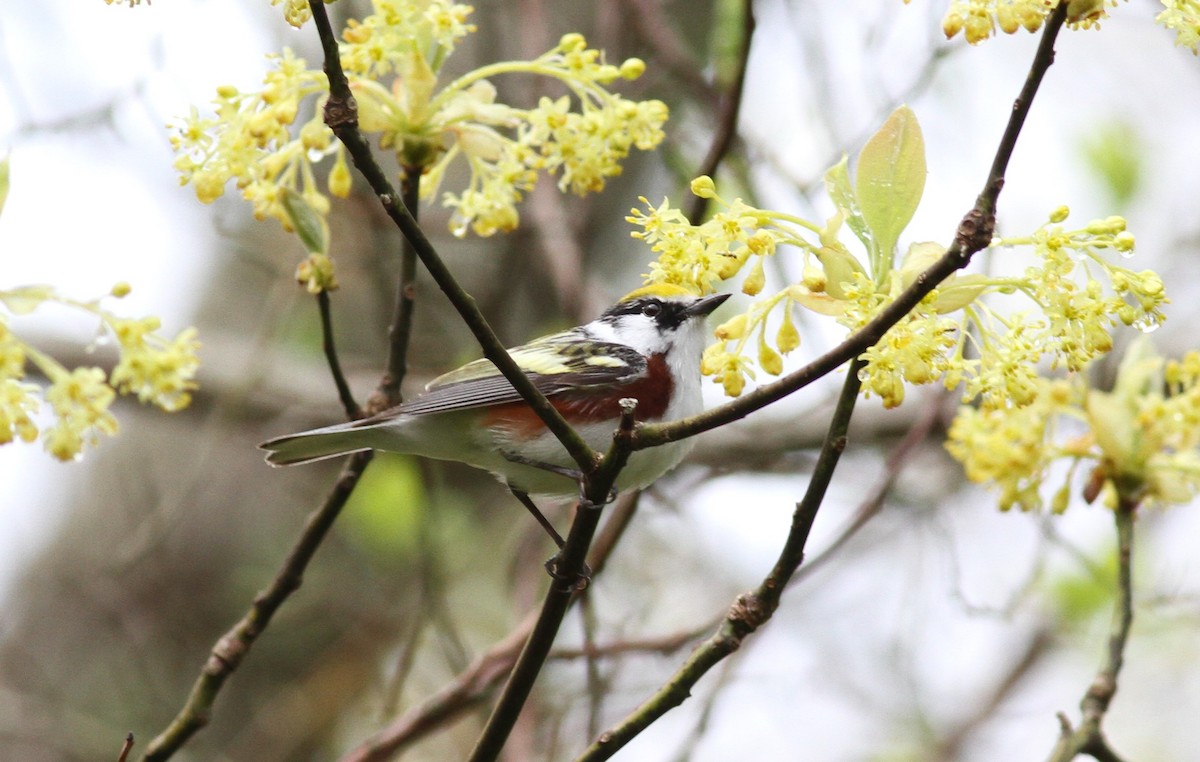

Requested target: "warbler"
[{"left": 259, "top": 284, "right": 730, "bottom": 498}]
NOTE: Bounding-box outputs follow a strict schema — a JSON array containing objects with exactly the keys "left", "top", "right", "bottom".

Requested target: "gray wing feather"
[{"left": 351, "top": 342, "right": 646, "bottom": 425}]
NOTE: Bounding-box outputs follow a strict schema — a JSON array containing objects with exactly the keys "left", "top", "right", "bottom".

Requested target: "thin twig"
[
  {"left": 635, "top": 3, "right": 1070, "bottom": 451},
  {"left": 117, "top": 733, "right": 134, "bottom": 762},
  {"left": 317, "top": 290, "right": 362, "bottom": 419},
  {"left": 371, "top": 171, "right": 421, "bottom": 412},
  {"left": 686, "top": 0, "right": 755, "bottom": 225},
  {"left": 1045, "top": 496, "right": 1136, "bottom": 762},
  {"left": 306, "top": 0, "right": 597, "bottom": 474},
  {"left": 789, "top": 390, "right": 944, "bottom": 585}
]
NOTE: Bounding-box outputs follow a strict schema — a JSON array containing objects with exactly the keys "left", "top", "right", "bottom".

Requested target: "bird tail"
[{"left": 259, "top": 421, "right": 371, "bottom": 466}]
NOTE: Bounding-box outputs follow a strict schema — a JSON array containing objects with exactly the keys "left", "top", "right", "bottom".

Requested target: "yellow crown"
[{"left": 619, "top": 282, "right": 700, "bottom": 302}]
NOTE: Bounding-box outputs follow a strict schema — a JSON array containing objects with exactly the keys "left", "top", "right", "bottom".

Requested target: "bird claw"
[{"left": 544, "top": 553, "right": 592, "bottom": 591}]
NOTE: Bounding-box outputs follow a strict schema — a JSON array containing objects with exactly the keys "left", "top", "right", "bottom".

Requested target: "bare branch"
[
  {"left": 1045, "top": 496, "right": 1136, "bottom": 762},
  {"left": 316, "top": 290, "right": 363, "bottom": 419}
]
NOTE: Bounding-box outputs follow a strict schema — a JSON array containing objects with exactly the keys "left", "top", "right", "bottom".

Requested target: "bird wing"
[{"left": 353, "top": 333, "right": 647, "bottom": 423}]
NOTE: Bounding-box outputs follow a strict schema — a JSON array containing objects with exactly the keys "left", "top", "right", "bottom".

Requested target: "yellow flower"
[{"left": 43, "top": 367, "right": 118, "bottom": 461}]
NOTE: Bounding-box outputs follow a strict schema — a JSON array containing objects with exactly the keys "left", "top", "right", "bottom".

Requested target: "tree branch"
[
  {"left": 579, "top": 7, "right": 1072, "bottom": 755},
  {"left": 316, "top": 289, "right": 362, "bottom": 419},
  {"left": 370, "top": 171, "right": 421, "bottom": 412},
  {"left": 1046, "top": 495, "right": 1136, "bottom": 762}
]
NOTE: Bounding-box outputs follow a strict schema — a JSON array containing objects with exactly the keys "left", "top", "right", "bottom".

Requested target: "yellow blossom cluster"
[
  {"left": 0, "top": 284, "right": 200, "bottom": 462},
  {"left": 630, "top": 171, "right": 1165, "bottom": 411},
  {"left": 933, "top": 0, "right": 1118, "bottom": 44},
  {"left": 1158, "top": 0, "right": 1200, "bottom": 52},
  {"left": 171, "top": 1, "right": 667, "bottom": 277},
  {"left": 947, "top": 340, "right": 1200, "bottom": 511}
]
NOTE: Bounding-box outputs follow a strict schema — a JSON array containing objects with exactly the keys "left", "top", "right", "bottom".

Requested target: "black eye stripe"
[{"left": 601, "top": 297, "right": 690, "bottom": 330}]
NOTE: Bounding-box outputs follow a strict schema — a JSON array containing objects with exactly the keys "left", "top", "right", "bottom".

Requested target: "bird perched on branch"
[{"left": 260, "top": 284, "right": 729, "bottom": 525}]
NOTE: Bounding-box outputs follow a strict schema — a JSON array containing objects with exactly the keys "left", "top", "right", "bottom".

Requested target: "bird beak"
[{"left": 684, "top": 292, "right": 731, "bottom": 318}]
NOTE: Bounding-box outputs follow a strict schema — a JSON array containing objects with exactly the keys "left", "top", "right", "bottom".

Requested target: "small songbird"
[{"left": 259, "top": 284, "right": 730, "bottom": 499}]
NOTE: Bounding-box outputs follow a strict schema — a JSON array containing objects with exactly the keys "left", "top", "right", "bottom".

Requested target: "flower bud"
[
  {"left": 690, "top": 175, "right": 717, "bottom": 199},
  {"left": 715, "top": 313, "right": 747, "bottom": 340},
  {"left": 559, "top": 33, "right": 586, "bottom": 52},
  {"left": 619, "top": 58, "right": 646, "bottom": 80},
  {"left": 759, "top": 342, "right": 783, "bottom": 376},
  {"left": 1049, "top": 205, "right": 1070, "bottom": 223},
  {"left": 776, "top": 311, "right": 801, "bottom": 354},
  {"left": 110, "top": 282, "right": 132, "bottom": 298},
  {"left": 328, "top": 152, "right": 352, "bottom": 198},
  {"left": 742, "top": 258, "right": 765, "bottom": 296}
]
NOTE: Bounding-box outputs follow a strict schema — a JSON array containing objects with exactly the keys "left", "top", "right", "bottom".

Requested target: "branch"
[
  {"left": 117, "top": 733, "right": 134, "bottom": 762},
  {"left": 634, "top": 1, "right": 1070, "bottom": 451},
  {"left": 139, "top": 451, "right": 373, "bottom": 761},
  {"left": 686, "top": 0, "right": 755, "bottom": 225},
  {"left": 370, "top": 172, "right": 421, "bottom": 411},
  {"left": 316, "top": 290, "right": 362, "bottom": 418},
  {"left": 1046, "top": 496, "right": 1136, "bottom": 762},
  {"left": 306, "top": 0, "right": 597, "bottom": 474},
  {"left": 576, "top": 357, "right": 866, "bottom": 761}
]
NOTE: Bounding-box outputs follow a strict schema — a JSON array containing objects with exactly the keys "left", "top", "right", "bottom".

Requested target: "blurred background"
[{"left": 2, "top": 1, "right": 1200, "bottom": 760}]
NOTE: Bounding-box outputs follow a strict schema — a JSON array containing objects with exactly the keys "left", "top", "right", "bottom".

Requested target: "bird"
[{"left": 260, "top": 283, "right": 730, "bottom": 516}]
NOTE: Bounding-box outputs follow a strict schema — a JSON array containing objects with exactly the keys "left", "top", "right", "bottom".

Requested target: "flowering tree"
[{"left": 5, "top": 0, "right": 1200, "bottom": 759}]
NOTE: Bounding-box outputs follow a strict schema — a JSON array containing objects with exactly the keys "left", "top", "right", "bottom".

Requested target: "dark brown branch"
[
  {"left": 370, "top": 171, "right": 421, "bottom": 411},
  {"left": 634, "top": 2, "right": 1070, "bottom": 452},
  {"left": 686, "top": 0, "right": 755, "bottom": 224},
  {"left": 1046, "top": 495, "right": 1136, "bottom": 762},
  {"left": 316, "top": 290, "right": 362, "bottom": 418},
  {"left": 117, "top": 733, "right": 134, "bottom": 762}
]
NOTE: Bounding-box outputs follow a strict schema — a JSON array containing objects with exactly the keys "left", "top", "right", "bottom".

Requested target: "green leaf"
[
  {"left": 855, "top": 105, "right": 926, "bottom": 267},
  {"left": 280, "top": 188, "right": 329, "bottom": 254},
  {"left": 823, "top": 155, "right": 877, "bottom": 265},
  {"left": 0, "top": 154, "right": 9, "bottom": 218}
]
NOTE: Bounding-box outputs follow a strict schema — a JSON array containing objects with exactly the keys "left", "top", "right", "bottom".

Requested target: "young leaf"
[
  {"left": 280, "top": 188, "right": 330, "bottom": 255},
  {"left": 823, "top": 155, "right": 878, "bottom": 266},
  {"left": 855, "top": 105, "right": 926, "bottom": 267}
]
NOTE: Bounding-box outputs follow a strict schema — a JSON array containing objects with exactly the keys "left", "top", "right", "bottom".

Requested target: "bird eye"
[{"left": 642, "top": 302, "right": 662, "bottom": 317}]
